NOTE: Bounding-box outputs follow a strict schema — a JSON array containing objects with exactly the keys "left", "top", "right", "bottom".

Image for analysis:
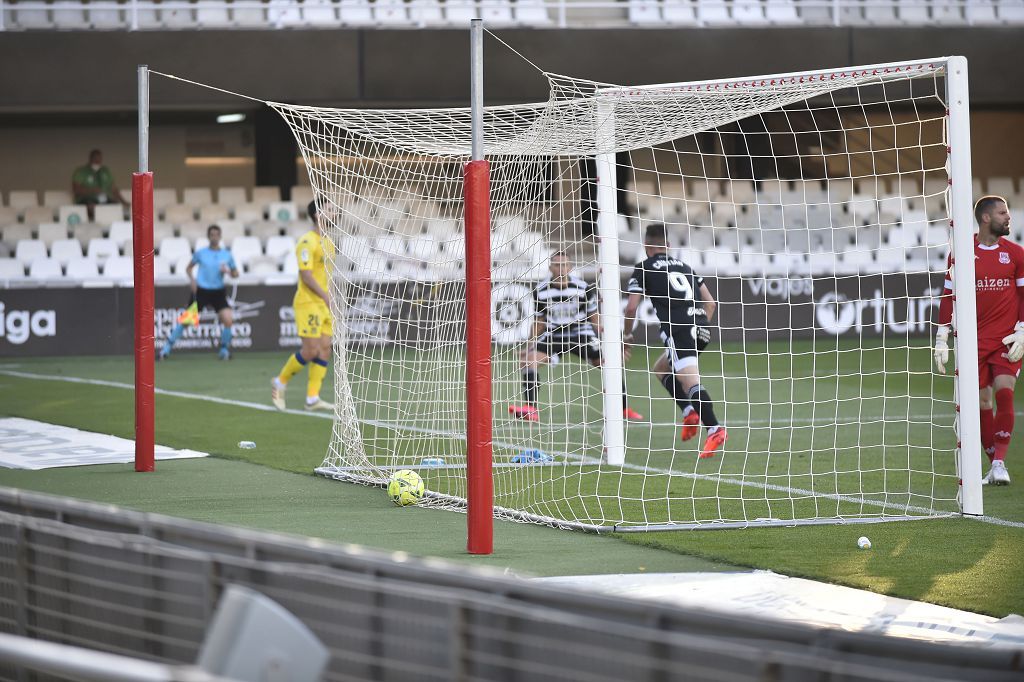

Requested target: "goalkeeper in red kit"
[{"left": 934, "top": 196, "right": 1020, "bottom": 485}]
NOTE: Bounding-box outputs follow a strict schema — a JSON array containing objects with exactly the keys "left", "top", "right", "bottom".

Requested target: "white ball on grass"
[{"left": 857, "top": 536, "right": 872, "bottom": 550}]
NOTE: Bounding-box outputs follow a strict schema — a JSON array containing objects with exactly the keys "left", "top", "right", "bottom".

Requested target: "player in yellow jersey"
[{"left": 271, "top": 200, "right": 335, "bottom": 411}]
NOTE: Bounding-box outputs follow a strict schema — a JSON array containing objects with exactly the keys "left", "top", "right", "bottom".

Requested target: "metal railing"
[{"left": 0, "top": 486, "right": 1021, "bottom": 681}]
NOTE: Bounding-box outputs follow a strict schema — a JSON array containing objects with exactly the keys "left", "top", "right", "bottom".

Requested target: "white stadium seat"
[
  {"left": 89, "top": 2, "right": 126, "bottom": 28},
  {"left": 765, "top": 0, "right": 800, "bottom": 24},
  {"left": 108, "top": 221, "right": 134, "bottom": 248},
  {"left": 268, "top": 0, "right": 306, "bottom": 26},
  {"left": 164, "top": 204, "right": 197, "bottom": 224},
  {"left": 931, "top": 0, "right": 963, "bottom": 24},
  {"left": 200, "top": 204, "right": 231, "bottom": 223},
  {"left": 629, "top": 0, "right": 663, "bottom": 24},
  {"left": 29, "top": 257, "right": 63, "bottom": 279},
  {"left": 195, "top": 0, "right": 233, "bottom": 27},
  {"left": 663, "top": 0, "right": 698, "bottom": 24},
  {"left": 42, "top": 189, "right": 72, "bottom": 208},
  {"left": 58, "top": 205, "right": 89, "bottom": 226},
  {"left": 445, "top": 0, "right": 478, "bottom": 23},
  {"left": 233, "top": 0, "right": 266, "bottom": 25},
  {"left": 217, "top": 186, "right": 248, "bottom": 207},
  {"left": 514, "top": 0, "right": 550, "bottom": 24},
  {"left": 987, "top": 177, "right": 1017, "bottom": 197},
  {"left": 230, "top": 236, "right": 264, "bottom": 267},
  {"left": 246, "top": 256, "right": 281, "bottom": 276},
  {"left": 102, "top": 256, "right": 135, "bottom": 281},
  {"left": 732, "top": 0, "right": 768, "bottom": 24},
  {"left": 0, "top": 256, "right": 26, "bottom": 280},
  {"left": 897, "top": 1, "right": 928, "bottom": 23},
  {"left": 2, "top": 224, "right": 34, "bottom": 244},
  {"left": 7, "top": 190, "right": 40, "bottom": 211},
  {"left": 154, "top": 255, "right": 174, "bottom": 277},
  {"left": 232, "top": 203, "right": 263, "bottom": 224},
  {"left": 863, "top": 0, "right": 898, "bottom": 24},
  {"left": 339, "top": 0, "right": 374, "bottom": 24},
  {"left": 66, "top": 257, "right": 101, "bottom": 280},
  {"left": 51, "top": 0, "right": 87, "bottom": 27},
  {"left": 267, "top": 201, "right": 298, "bottom": 222},
  {"left": 1000, "top": 0, "right": 1024, "bottom": 22},
  {"left": 71, "top": 223, "right": 105, "bottom": 245},
  {"left": 130, "top": 0, "right": 163, "bottom": 28},
  {"left": 408, "top": 0, "right": 444, "bottom": 24},
  {"left": 216, "top": 220, "right": 246, "bottom": 243},
  {"left": 306, "top": 0, "right": 343, "bottom": 24},
  {"left": 696, "top": 0, "right": 730, "bottom": 25},
  {"left": 159, "top": 237, "right": 192, "bottom": 262},
  {"left": 265, "top": 235, "right": 297, "bottom": 261},
  {"left": 36, "top": 223, "right": 68, "bottom": 248},
  {"left": 0, "top": 258, "right": 27, "bottom": 281},
  {"left": 182, "top": 187, "right": 214, "bottom": 207},
  {"left": 162, "top": 1, "right": 195, "bottom": 27},
  {"left": 480, "top": 0, "right": 513, "bottom": 24},
  {"left": 15, "top": 240, "right": 48, "bottom": 266},
  {"left": 50, "top": 238, "right": 83, "bottom": 266},
  {"left": 153, "top": 188, "right": 179, "bottom": 211},
  {"left": 93, "top": 204, "right": 125, "bottom": 226},
  {"left": 174, "top": 255, "right": 194, "bottom": 275},
  {"left": 13, "top": 1, "right": 51, "bottom": 29},
  {"left": 0, "top": 207, "right": 17, "bottom": 226},
  {"left": 86, "top": 237, "right": 121, "bottom": 262}
]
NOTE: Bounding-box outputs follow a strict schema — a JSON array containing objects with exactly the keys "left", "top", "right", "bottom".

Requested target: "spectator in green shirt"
[{"left": 71, "top": 149, "right": 126, "bottom": 220}]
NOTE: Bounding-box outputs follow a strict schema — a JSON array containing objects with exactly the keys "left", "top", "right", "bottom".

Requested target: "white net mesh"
[{"left": 276, "top": 58, "right": 963, "bottom": 530}]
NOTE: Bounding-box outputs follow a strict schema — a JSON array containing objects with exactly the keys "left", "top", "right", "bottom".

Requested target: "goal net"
[{"left": 273, "top": 56, "right": 979, "bottom": 530}]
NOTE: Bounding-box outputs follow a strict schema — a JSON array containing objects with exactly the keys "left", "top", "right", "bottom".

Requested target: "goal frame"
[{"left": 584, "top": 55, "right": 983, "bottom": 521}]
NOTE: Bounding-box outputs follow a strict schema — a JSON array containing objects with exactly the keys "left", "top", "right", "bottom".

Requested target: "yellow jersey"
[{"left": 294, "top": 229, "right": 334, "bottom": 307}]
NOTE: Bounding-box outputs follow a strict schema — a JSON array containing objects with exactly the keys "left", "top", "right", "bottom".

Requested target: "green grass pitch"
[{"left": 0, "top": 340, "right": 1021, "bottom": 617}]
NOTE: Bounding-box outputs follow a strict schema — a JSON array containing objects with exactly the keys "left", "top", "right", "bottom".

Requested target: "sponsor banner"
[
  {"left": 0, "top": 417, "right": 207, "bottom": 469},
  {"left": 0, "top": 273, "right": 943, "bottom": 356}
]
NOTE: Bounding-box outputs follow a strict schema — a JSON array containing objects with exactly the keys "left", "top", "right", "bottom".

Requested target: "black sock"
[
  {"left": 661, "top": 374, "right": 692, "bottom": 416},
  {"left": 622, "top": 379, "right": 629, "bottom": 410},
  {"left": 687, "top": 383, "right": 720, "bottom": 428},
  {"left": 523, "top": 369, "right": 538, "bottom": 406}
]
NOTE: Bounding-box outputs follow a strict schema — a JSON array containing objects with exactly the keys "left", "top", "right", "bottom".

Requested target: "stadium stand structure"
[
  {"left": 3, "top": 176, "right": 1023, "bottom": 287},
  {"left": 1, "top": 0, "right": 1024, "bottom": 30}
]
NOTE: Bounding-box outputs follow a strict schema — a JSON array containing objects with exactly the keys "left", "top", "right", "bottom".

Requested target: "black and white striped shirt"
[{"left": 534, "top": 275, "right": 598, "bottom": 335}]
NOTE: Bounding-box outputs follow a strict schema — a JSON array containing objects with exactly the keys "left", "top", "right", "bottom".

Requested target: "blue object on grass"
[
  {"left": 511, "top": 449, "right": 553, "bottom": 464},
  {"left": 420, "top": 457, "right": 446, "bottom": 467}
]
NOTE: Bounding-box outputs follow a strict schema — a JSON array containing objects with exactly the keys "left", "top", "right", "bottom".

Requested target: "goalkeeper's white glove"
[
  {"left": 1003, "top": 322, "right": 1024, "bottom": 363},
  {"left": 934, "top": 325, "right": 950, "bottom": 375}
]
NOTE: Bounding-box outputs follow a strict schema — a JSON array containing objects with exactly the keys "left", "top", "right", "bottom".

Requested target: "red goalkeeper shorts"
[{"left": 977, "top": 336, "right": 1022, "bottom": 388}]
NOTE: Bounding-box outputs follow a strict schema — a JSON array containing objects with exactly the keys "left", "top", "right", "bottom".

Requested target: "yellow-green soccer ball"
[{"left": 387, "top": 469, "right": 425, "bottom": 507}]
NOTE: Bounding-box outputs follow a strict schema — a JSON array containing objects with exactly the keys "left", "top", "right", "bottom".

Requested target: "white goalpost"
[{"left": 253, "top": 53, "right": 983, "bottom": 535}]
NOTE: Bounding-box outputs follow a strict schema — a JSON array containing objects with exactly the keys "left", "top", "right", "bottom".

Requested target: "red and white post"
[
  {"left": 133, "top": 64, "right": 155, "bottom": 472},
  {"left": 465, "top": 19, "right": 493, "bottom": 554}
]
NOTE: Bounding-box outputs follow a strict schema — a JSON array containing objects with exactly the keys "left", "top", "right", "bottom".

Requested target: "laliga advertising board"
[{"left": 0, "top": 273, "right": 944, "bottom": 356}]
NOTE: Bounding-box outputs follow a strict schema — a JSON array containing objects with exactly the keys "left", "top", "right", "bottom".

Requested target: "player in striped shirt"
[
  {"left": 508, "top": 251, "right": 643, "bottom": 423},
  {"left": 934, "top": 195, "right": 1020, "bottom": 485}
]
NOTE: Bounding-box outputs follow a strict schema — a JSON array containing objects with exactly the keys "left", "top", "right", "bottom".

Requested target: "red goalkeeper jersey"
[{"left": 943, "top": 237, "right": 1024, "bottom": 341}]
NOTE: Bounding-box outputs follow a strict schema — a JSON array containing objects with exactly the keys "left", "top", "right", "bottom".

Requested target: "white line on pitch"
[{"left": 4, "top": 369, "right": 1023, "bottom": 530}]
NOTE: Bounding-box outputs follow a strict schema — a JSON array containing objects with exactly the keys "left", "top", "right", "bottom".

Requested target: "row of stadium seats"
[
  {"left": 1, "top": 0, "right": 551, "bottom": 29},
  {"left": 2, "top": 0, "right": 1022, "bottom": 31},
  {"left": 629, "top": 0, "right": 1024, "bottom": 26},
  {"left": 0, "top": 186, "right": 313, "bottom": 222},
  {"left": 0, "top": 240, "right": 950, "bottom": 286}
]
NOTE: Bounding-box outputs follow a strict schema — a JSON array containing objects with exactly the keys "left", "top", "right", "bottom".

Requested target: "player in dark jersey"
[
  {"left": 935, "top": 195, "right": 1021, "bottom": 485},
  {"left": 623, "top": 223, "right": 726, "bottom": 458},
  {"left": 509, "top": 251, "right": 643, "bottom": 423}
]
